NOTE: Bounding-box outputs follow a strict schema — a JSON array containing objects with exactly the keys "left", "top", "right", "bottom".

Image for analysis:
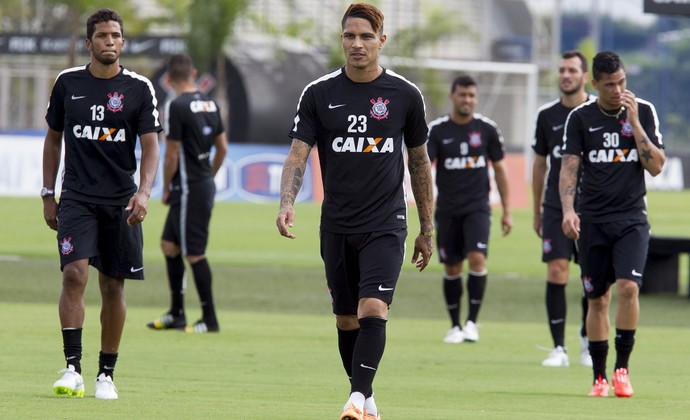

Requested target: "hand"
[
  {"left": 533, "top": 213, "right": 542, "bottom": 238},
  {"left": 161, "top": 188, "right": 170, "bottom": 206},
  {"left": 276, "top": 206, "right": 296, "bottom": 239},
  {"left": 621, "top": 90, "right": 638, "bottom": 124},
  {"left": 125, "top": 191, "right": 149, "bottom": 226},
  {"left": 561, "top": 209, "right": 580, "bottom": 240},
  {"left": 411, "top": 233, "right": 433, "bottom": 271},
  {"left": 501, "top": 211, "right": 513, "bottom": 236},
  {"left": 43, "top": 197, "right": 58, "bottom": 231}
]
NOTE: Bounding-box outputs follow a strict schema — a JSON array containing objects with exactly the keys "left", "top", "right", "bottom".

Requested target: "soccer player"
[
  {"left": 147, "top": 53, "right": 227, "bottom": 334},
  {"left": 427, "top": 74, "right": 511, "bottom": 344},
  {"left": 532, "top": 50, "right": 593, "bottom": 367},
  {"left": 275, "top": 3, "right": 434, "bottom": 419},
  {"left": 560, "top": 50, "right": 665, "bottom": 397},
  {"left": 42, "top": 9, "right": 161, "bottom": 399}
]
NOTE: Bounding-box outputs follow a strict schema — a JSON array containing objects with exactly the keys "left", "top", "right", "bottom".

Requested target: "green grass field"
[{"left": 1, "top": 192, "right": 689, "bottom": 419}]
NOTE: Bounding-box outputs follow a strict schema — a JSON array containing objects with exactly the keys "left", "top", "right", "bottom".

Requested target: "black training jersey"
[
  {"left": 46, "top": 64, "right": 162, "bottom": 205},
  {"left": 532, "top": 96, "right": 594, "bottom": 211},
  {"left": 289, "top": 67, "right": 428, "bottom": 234},
  {"left": 562, "top": 99, "right": 663, "bottom": 222},
  {"left": 427, "top": 113, "right": 505, "bottom": 216},
  {"left": 165, "top": 91, "right": 224, "bottom": 188}
]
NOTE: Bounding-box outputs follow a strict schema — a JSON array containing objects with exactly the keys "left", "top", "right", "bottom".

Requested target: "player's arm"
[
  {"left": 492, "top": 158, "right": 512, "bottom": 236},
  {"left": 559, "top": 154, "right": 580, "bottom": 240},
  {"left": 126, "top": 132, "right": 160, "bottom": 226},
  {"left": 622, "top": 90, "right": 665, "bottom": 176},
  {"left": 161, "top": 137, "right": 180, "bottom": 205},
  {"left": 276, "top": 138, "right": 312, "bottom": 239},
  {"left": 42, "top": 127, "right": 62, "bottom": 231},
  {"left": 211, "top": 132, "right": 228, "bottom": 176},
  {"left": 407, "top": 143, "right": 434, "bottom": 271},
  {"left": 531, "top": 154, "right": 547, "bottom": 237}
]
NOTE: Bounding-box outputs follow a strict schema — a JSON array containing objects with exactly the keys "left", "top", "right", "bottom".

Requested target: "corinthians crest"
[
  {"left": 107, "top": 92, "right": 125, "bottom": 112},
  {"left": 620, "top": 118, "right": 633, "bottom": 137},
  {"left": 370, "top": 97, "right": 390, "bottom": 120}
]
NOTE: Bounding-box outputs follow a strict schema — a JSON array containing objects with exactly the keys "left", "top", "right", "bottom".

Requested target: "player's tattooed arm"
[
  {"left": 559, "top": 154, "right": 580, "bottom": 214},
  {"left": 407, "top": 144, "right": 434, "bottom": 232},
  {"left": 559, "top": 154, "right": 581, "bottom": 240},
  {"left": 277, "top": 139, "right": 312, "bottom": 239},
  {"left": 279, "top": 139, "right": 311, "bottom": 210},
  {"left": 407, "top": 144, "right": 435, "bottom": 270},
  {"left": 635, "top": 132, "right": 665, "bottom": 176}
]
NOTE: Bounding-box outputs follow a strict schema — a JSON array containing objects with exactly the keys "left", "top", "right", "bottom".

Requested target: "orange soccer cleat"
[
  {"left": 612, "top": 367, "right": 634, "bottom": 398},
  {"left": 587, "top": 376, "right": 610, "bottom": 397}
]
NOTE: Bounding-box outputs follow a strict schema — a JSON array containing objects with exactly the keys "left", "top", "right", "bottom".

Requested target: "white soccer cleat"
[
  {"left": 443, "top": 326, "right": 465, "bottom": 343},
  {"left": 95, "top": 373, "right": 118, "bottom": 400},
  {"left": 542, "top": 346, "right": 570, "bottom": 367},
  {"left": 579, "top": 333, "right": 593, "bottom": 367},
  {"left": 463, "top": 320, "right": 479, "bottom": 342},
  {"left": 53, "top": 365, "right": 84, "bottom": 397}
]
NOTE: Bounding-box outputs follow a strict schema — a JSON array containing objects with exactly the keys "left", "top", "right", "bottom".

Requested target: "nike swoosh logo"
[
  {"left": 128, "top": 39, "right": 157, "bottom": 54},
  {"left": 632, "top": 269, "right": 642, "bottom": 277},
  {"left": 378, "top": 285, "right": 394, "bottom": 292},
  {"left": 588, "top": 126, "right": 604, "bottom": 132},
  {"left": 550, "top": 318, "right": 565, "bottom": 325},
  {"left": 71, "top": 95, "right": 86, "bottom": 100},
  {"left": 552, "top": 124, "right": 564, "bottom": 131},
  {"left": 442, "top": 138, "right": 454, "bottom": 144},
  {"left": 360, "top": 363, "right": 377, "bottom": 371},
  {"left": 328, "top": 103, "right": 346, "bottom": 109},
  {"left": 130, "top": 266, "right": 144, "bottom": 273},
  {"left": 477, "top": 242, "right": 487, "bottom": 249}
]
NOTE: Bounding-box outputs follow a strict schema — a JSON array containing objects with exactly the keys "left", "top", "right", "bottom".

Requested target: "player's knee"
[
  {"left": 617, "top": 279, "right": 639, "bottom": 300},
  {"left": 160, "top": 240, "right": 179, "bottom": 256},
  {"left": 186, "top": 255, "right": 205, "bottom": 265},
  {"left": 336, "top": 315, "right": 359, "bottom": 330}
]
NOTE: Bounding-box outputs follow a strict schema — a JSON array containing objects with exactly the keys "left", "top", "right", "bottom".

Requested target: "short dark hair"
[
  {"left": 167, "top": 53, "right": 195, "bottom": 81},
  {"left": 592, "top": 50, "right": 624, "bottom": 81},
  {"left": 86, "top": 9, "right": 123, "bottom": 41},
  {"left": 342, "top": 3, "right": 384, "bottom": 34},
  {"left": 451, "top": 74, "right": 477, "bottom": 92},
  {"left": 562, "top": 50, "right": 588, "bottom": 73}
]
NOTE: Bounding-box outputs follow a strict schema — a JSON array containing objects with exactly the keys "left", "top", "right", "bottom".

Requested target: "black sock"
[
  {"left": 443, "top": 275, "right": 462, "bottom": 327},
  {"left": 589, "top": 340, "right": 609, "bottom": 382},
  {"left": 191, "top": 258, "right": 217, "bottom": 325},
  {"left": 351, "top": 317, "right": 386, "bottom": 397},
  {"left": 467, "top": 272, "right": 487, "bottom": 323},
  {"left": 545, "top": 282, "right": 566, "bottom": 348},
  {"left": 166, "top": 254, "right": 186, "bottom": 317},
  {"left": 98, "top": 351, "right": 118, "bottom": 379},
  {"left": 62, "top": 328, "right": 82, "bottom": 374},
  {"left": 614, "top": 329, "right": 636, "bottom": 370},
  {"left": 580, "top": 293, "right": 589, "bottom": 337},
  {"left": 337, "top": 327, "right": 360, "bottom": 381}
]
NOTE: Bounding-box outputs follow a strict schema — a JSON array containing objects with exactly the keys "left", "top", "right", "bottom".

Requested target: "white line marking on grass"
[{"left": 0, "top": 255, "right": 21, "bottom": 262}]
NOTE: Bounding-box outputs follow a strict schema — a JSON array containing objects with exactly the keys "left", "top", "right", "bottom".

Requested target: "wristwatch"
[{"left": 40, "top": 187, "right": 55, "bottom": 198}]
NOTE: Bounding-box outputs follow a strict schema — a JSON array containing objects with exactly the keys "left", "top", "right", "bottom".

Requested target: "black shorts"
[
  {"left": 435, "top": 210, "right": 490, "bottom": 265},
  {"left": 577, "top": 220, "right": 650, "bottom": 299},
  {"left": 162, "top": 179, "right": 215, "bottom": 256},
  {"left": 320, "top": 228, "right": 407, "bottom": 316},
  {"left": 541, "top": 206, "right": 577, "bottom": 263},
  {"left": 56, "top": 199, "right": 144, "bottom": 280}
]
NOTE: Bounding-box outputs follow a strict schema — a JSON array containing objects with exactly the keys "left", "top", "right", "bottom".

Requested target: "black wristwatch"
[{"left": 40, "top": 187, "right": 55, "bottom": 198}]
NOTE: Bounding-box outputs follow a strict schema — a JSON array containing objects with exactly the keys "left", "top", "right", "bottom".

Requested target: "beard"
[{"left": 561, "top": 81, "right": 583, "bottom": 96}]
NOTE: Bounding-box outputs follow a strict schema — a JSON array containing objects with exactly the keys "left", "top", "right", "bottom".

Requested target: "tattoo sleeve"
[
  {"left": 279, "top": 139, "right": 311, "bottom": 210},
  {"left": 559, "top": 154, "right": 580, "bottom": 213},
  {"left": 407, "top": 145, "right": 434, "bottom": 232}
]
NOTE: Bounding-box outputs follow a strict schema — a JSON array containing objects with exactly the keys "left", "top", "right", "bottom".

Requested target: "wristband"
[{"left": 420, "top": 231, "right": 434, "bottom": 237}]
